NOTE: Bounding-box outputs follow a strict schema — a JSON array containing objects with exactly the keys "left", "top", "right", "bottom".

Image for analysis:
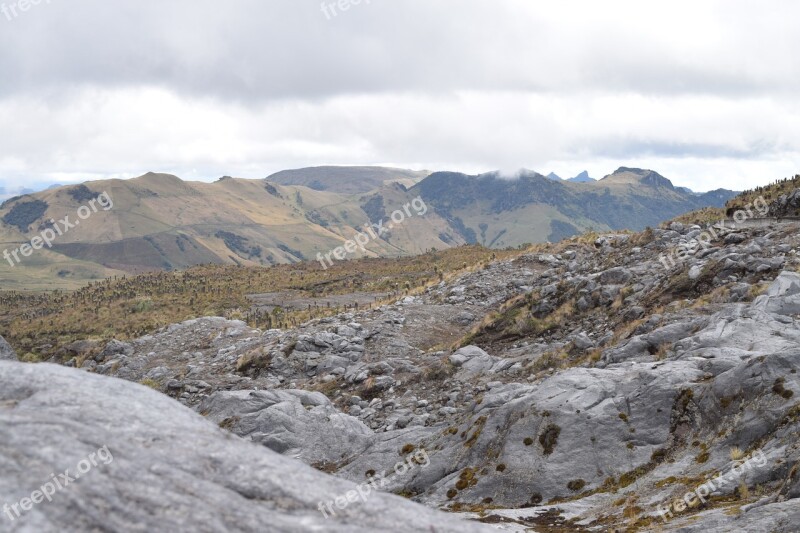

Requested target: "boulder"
[
  {"left": 0, "top": 361, "right": 492, "bottom": 532},
  {"left": 0, "top": 335, "right": 16, "bottom": 361},
  {"left": 198, "top": 389, "right": 374, "bottom": 466}
]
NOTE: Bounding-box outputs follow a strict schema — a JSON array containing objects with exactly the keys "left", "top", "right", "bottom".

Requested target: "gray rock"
[
  {"left": 450, "top": 311, "right": 476, "bottom": 326},
  {"left": 624, "top": 305, "right": 646, "bottom": 321},
  {"left": 0, "top": 361, "right": 492, "bottom": 532},
  {"left": 599, "top": 267, "right": 632, "bottom": 285},
  {"left": 724, "top": 232, "right": 747, "bottom": 244},
  {"left": 449, "top": 346, "right": 487, "bottom": 367},
  {"left": 0, "top": 335, "right": 16, "bottom": 361},
  {"left": 99, "top": 339, "right": 134, "bottom": 359},
  {"left": 571, "top": 333, "right": 595, "bottom": 350},
  {"left": 753, "top": 270, "right": 800, "bottom": 315},
  {"left": 198, "top": 389, "right": 374, "bottom": 465}
]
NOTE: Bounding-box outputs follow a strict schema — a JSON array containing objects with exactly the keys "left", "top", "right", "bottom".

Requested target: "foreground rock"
[{"left": 0, "top": 361, "right": 493, "bottom": 532}]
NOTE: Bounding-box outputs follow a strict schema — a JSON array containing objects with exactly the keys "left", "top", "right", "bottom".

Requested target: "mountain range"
[{"left": 0, "top": 166, "right": 737, "bottom": 290}]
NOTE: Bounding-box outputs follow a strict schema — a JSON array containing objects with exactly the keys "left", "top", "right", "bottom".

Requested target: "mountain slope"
[
  {"left": 0, "top": 173, "right": 462, "bottom": 289},
  {"left": 411, "top": 167, "right": 737, "bottom": 246}
]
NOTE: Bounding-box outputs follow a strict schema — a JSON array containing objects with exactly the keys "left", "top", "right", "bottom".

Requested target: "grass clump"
[
  {"left": 730, "top": 446, "right": 745, "bottom": 461},
  {"left": 138, "top": 378, "right": 161, "bottom": 390}
]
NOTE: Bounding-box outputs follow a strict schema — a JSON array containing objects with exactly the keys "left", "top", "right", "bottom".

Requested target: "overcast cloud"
[{"left": 0, "top": 0, "right": 798, "bottom": 192}]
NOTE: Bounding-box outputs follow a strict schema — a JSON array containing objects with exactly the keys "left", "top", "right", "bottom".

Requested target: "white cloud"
[{"left": 0, "top": 0, "right": 798, "bottom": 191}]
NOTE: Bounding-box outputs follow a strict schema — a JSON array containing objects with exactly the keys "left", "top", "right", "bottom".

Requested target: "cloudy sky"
[{"left": 0, "top": 0, "right": 798, "bottom": 193}]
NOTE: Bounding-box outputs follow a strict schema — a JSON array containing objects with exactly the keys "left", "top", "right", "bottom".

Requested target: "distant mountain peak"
[
  {"left": 265, "top": 166, "right": 430, "bottom": 194},
  {"left": 546, "top": 172, "right": 563, "bottom": 181},
  {"left": 568, "top": 171, "right": 595, "bottom": 183},
  {"left": 603, "top": 167, "right": 674, "bottom": 189}
]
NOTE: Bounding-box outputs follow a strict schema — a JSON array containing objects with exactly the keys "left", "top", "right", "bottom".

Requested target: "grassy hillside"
[
  {"left": 0, "top": 245, "right": 515, "bottom": 361},
  {"left": 0, "top": 173, "right": 461, "bottom": 290}
]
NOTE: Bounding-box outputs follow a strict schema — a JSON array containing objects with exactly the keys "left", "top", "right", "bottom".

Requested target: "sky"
[{"left": 0, "top": 0, "right": 799, "bottom": 193}]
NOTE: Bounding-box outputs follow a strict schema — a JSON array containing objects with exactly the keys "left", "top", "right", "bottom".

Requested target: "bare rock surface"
[
  {"left": 0, "top": 360, "right": 494, "bottom": 533},
  {"left": 198, "top": 389, "right": 374, "bottom": 466},
  {"left": 0, "top": 335, "right": 15, "bottom": 361}
]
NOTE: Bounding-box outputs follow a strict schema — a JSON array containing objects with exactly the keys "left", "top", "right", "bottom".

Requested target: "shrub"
[
  {"left": 67, "top": 185, "right": 100, "bottom": 203},
  {"left": 236, "top": 348, "right": 271, "bottom": 373},
  {"left": 567, "top": 479, "right": 586, "bottom": 491},
  {"left": 400, "top": 443, "right": 416, "bottom": 455},
  {"left": 539, "top": 423, "right": 561, "bottom": 455},
  {"left": 650, "top": 448, "right": 667, "bottom": 462},
  {"left": 2, "top": 199, "right": 48, "bottom": 231},
  {"left": 773, "top": 378, "right": 795, "bottom": 399}
]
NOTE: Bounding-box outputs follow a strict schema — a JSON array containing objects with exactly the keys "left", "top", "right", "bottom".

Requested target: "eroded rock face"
[
  {"left": 0, "top": 336, "right": 15, "bottom": 361},
  {"left": 0, "top": 361, "right": 493, "bottom": 533}
]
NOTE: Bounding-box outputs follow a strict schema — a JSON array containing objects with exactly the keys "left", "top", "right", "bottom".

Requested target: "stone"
[
  {"left": 0, "top": 335, "right": 16, "bottom": 361},
  {"left": 0, "top": 361, "right": 491, "bottom": 532}
]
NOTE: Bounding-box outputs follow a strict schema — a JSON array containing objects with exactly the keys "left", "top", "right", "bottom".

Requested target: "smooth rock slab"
[{"left": 0, "top": 361, "right": 493, "bottom": 533}]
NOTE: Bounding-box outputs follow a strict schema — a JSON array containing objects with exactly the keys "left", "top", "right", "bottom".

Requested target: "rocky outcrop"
[
  {"left": 769, "top": 189, "right": 800, "bottom": 218},
  {"left": 0, "top": 360, "right": 492, "bottom": 532},
  {"left": 0, "top": 335, "right": 15, "bottom": 361}
]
